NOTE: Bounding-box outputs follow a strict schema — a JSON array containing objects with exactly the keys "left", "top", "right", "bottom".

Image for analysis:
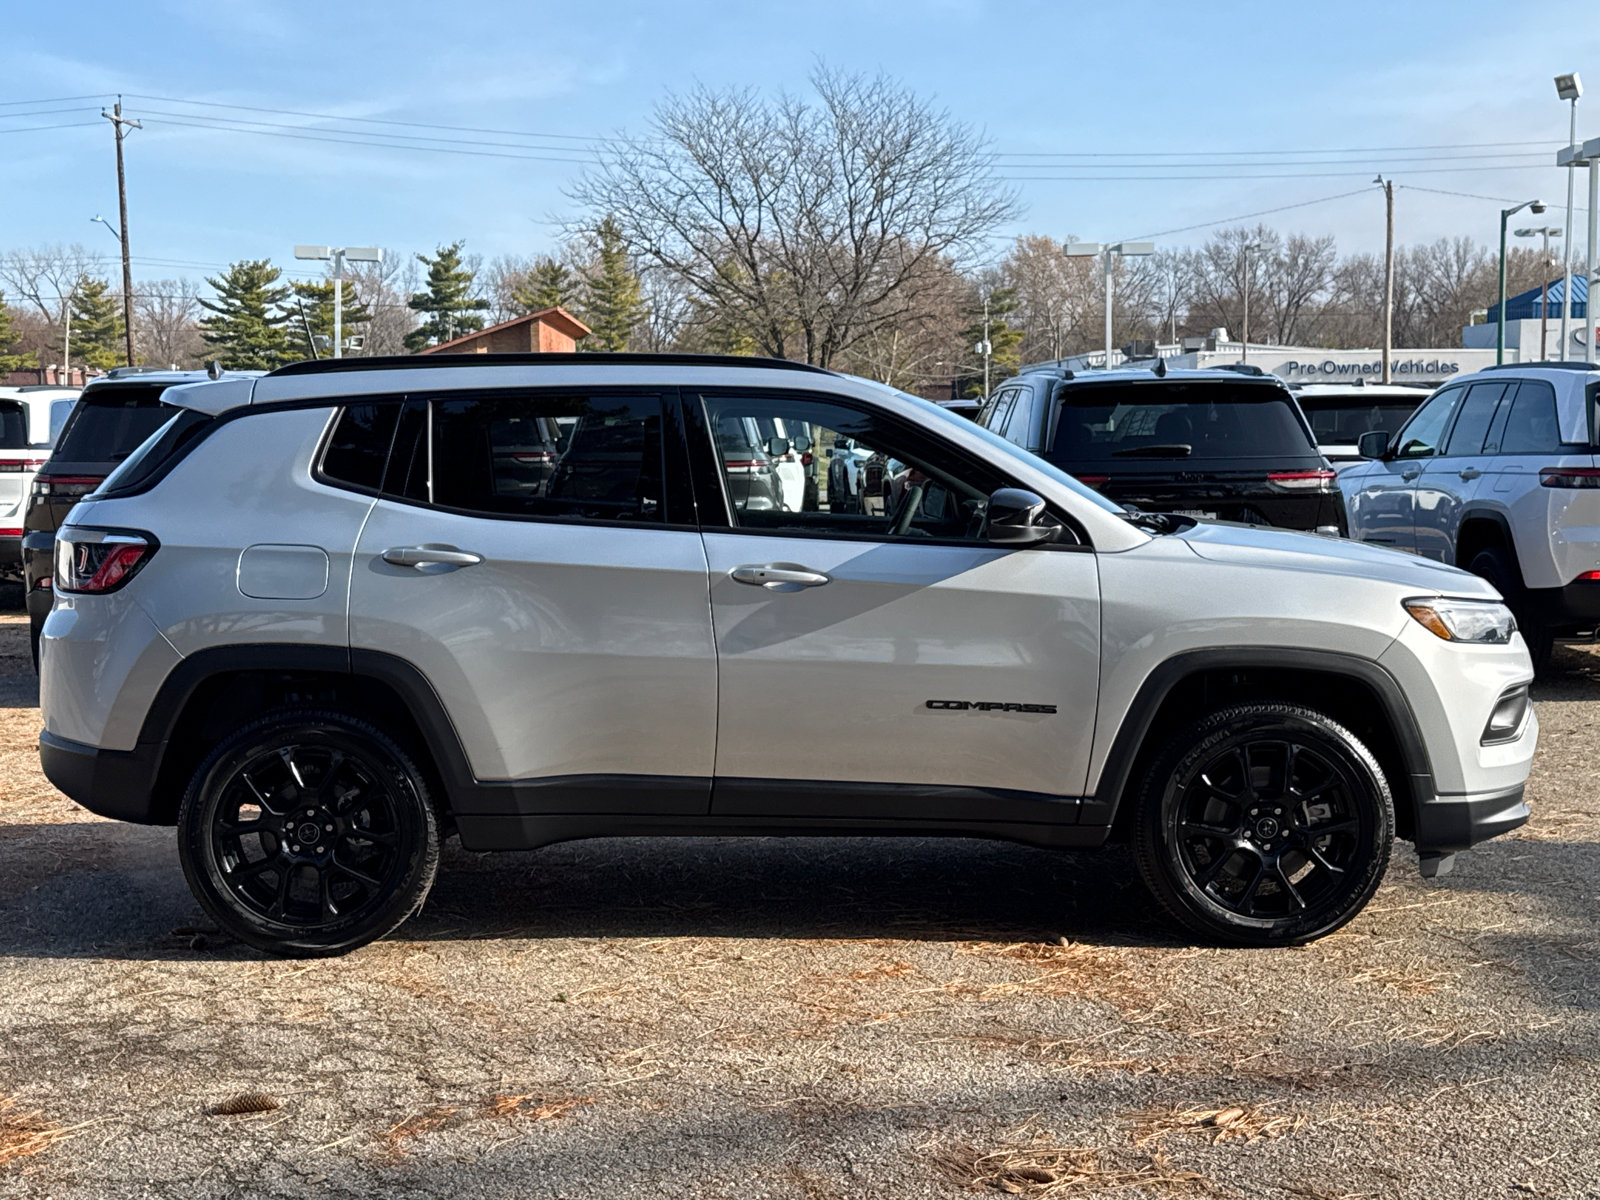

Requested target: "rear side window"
[
  {"left": 1443, "top": 382, "right": 1509, "bottom": 455},
  {"left": 430, "top": 393, "right": 665, "bottom": 523},
  {"left": 320, "top": 402, "right": 401, "bottom": 492},
  {"left": 53, "top": 386, "right": 177, "bottom": 463},
  {"left": 1051, "top": 382, "right": 1314, "bottom": 462},
  {"left": 1498, "top": 381, "right": 1566, "bottom": 454},
  {"left": 0, "top": 402, "right": 25, "bottom": 450}
]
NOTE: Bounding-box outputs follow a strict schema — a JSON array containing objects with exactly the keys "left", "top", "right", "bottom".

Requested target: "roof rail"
[
  {"left": 266, "top": 352, "right": 835, "bottom": 378},
  {"left": 1207, "top": 363, "right": 1267, "bottom": 377},
  {"left": 1482, "top": 361, "right": 1600, "bottom": 372}
]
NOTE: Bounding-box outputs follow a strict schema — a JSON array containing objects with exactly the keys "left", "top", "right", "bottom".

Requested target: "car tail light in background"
[
  {"left": 1075, "top": 475, "right": 1109, "bottom": 490},
  {"left": 0, "top": 528, "right": 21, "bottom": 538},
  {"left": 54, "top": 528, "right": 158, "bottom": 594},
  {"left": 1577, "top": 570, "right": 1600, "bottom": 582},
  {"left": 1540, "top": 466, "right": 1600, "bottom": 488},
  {"left": 1266, "top": 469, "right": 1337, "bottom": 491},
  {"left": 0, "top": 460, "right": 49, "bottom": 474},
  {"left": 31, "top": 474, "right": 105, "bottom": 499}
]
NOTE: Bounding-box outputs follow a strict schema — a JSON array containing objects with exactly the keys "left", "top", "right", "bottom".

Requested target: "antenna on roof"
[
  {"left": 206, "top": 360, "right": 223, "bottom": 380},
  {"left": 1153, "top": 357, "right": 1167, "bottom": 378}
]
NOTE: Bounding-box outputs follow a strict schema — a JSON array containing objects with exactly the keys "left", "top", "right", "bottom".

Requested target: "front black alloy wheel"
[
  {"left": 177, "top": 710, "right": 440, "bottom": 957},
  {"left": 1133, "top": 703, "right": 1394, "bottom": 945}
]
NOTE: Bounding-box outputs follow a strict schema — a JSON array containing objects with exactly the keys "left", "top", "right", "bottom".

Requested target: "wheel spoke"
[
  {"left": 315, "top": 752, "right": 348, "bottom": 804},
  {"left": 1307, "top": 846, "right": 1346, "bottom": 875},
  {"left": 1235, "top": 858, "right": 1268, "bottom": 913},
  {"left": 333, "top": 858, "right": 383, "bottom": 889},
  {"left": 1181, "top": 819, "right": 1235, "bottom": 839},
  {"left": 1311, "top": 817, "right": 1360, "bottom": 837},
  {"left": 268, "top": 864, "right": 294, "bottom": 918},
  {"left": 343, "top": 827, "right": 398, "bottom": 847},
  {"left": 319, "top": 867, "right": 339, "bottom": 922},
  {"left": 239, "top": 770, "right": 285, "bottom": 816},
  {"left": 1273, "top": 864, "right": 1308, "bottom": 910},
  {"left": 1197, "top": 847, "right": 1240, "bottom": 888},
  {"left": 1293, "top": 777, "right": 1339, "bottom": 802},
  {"left": 218, "top": 819, "right": 266, "bottom": 837},
  {"left": 279, "top": 747, "right": 309, "bottom": 792},
  {"left": 226, "top": 855, "right": 277, "bottom": 882}
]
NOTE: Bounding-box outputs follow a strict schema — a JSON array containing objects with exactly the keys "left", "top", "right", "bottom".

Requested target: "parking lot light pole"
[
  {"left": 292, "top": 245, "right": 382, "bottom": 358},
  {"left": 1065, "top": 240, "right": 1153, "bottom": 368},
  {"left": 1240, "top": 241, "right": 1263, "bottom": 365},
  {"left": 1555, "top": 74, "right": 1582, "bottom": 359},
  {"left": 1515, "top": 226, "right": 1563, "bottom": 359},
  {"left": 1498, "top": 200, "right": 1546, "bottom": 365}
]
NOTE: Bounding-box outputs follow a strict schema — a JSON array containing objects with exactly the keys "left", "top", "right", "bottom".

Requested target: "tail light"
[
  {"left": 1577, "top": 570, "right": 1600, "bottom": 581},
  {"left": 1540, "top": 467, "right": 1600, "bottom": 488},
  {"left": 32, "top": 474, "right": 105, "bottom": 499},
  {"left": 800, "top": 452, "right": 814, "bottom": 467},
  {"left": 724, "top": 459, "right": 765, "bottom": 475},
  {"left": 0, "top": 460, "right": 48, "bottom": 474},
  {"left": 54, "top": 528, "right": 158, "bottom": 594},
  {"left": 1267, "top": 469, "right": 1336, "bottom": 490},
  {"left": 1074, "top": 475, "right": 1109, "bottom": 490},
  {"left": 0, "top": 528, "right": 19, "bottom": 538}
]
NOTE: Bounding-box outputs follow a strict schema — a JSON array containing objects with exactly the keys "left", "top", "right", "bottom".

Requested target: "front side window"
[
  {"left": 700, "top": 393, "right": 1013, "bottom": 542},
  {"left": 1393, "top": 387, "right": 1463, "bottom": 459}
]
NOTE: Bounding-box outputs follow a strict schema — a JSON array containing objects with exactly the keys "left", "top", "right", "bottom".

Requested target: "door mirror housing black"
[
  {"left": 765, "top": 436, "right": 791, "bottom": 458},
  {"left": 986, "top": 488, "right": 1064, "bottom": 547},
  {"left": 1358, "top": 430, "right": 1390, "bottom": 460}
]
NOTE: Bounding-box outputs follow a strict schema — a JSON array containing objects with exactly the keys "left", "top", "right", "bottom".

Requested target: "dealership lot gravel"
[{"left": 1, "top": 611, "right": 1598, "bottom": 1198}]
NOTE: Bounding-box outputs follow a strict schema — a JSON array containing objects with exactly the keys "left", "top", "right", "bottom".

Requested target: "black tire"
[
  {"left": 1467, "top": 546, "right": 1551, "bottom": 674},
  {"left": 177, "top": 710, "right": 440, "bottom": 957},
  {"left": 1132, "top": 703, "right": 1394, "bottom": 946}
]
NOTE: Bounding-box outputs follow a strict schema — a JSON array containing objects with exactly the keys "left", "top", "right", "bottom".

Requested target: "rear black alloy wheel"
[
  {"left": 1133, "top": 704, "right": 1393, "bottom": 945},
  {"left": 178, "top": 711, "right": 439, "bottom": 957}
]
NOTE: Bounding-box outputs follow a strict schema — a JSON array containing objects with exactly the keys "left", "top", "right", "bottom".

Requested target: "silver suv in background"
[
  {"left": 1291, "top": 382, "right": 1428, "bottom": 467},
  {"left": 37, "top": 353, "right": 1534, "bottom": 956},
  {"left": 1341, "top": 363, "right": 1600, "bottom": 670}
]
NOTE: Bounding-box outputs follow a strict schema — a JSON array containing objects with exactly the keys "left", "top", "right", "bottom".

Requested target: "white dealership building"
[{"left": 1059, "top": 336, "right": 1498, "bottom": 386}]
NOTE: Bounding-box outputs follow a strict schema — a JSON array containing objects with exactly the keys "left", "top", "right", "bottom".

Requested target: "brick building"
[{"left": 417, "top": 307, "right": 591, "bottom": 356}]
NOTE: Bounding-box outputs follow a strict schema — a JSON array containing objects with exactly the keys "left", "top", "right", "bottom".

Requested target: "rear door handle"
[
  {"left": 1458, "top": 467, "right": 1481, "bottom": 481},
  {"left": 382, "top": 544, "right": 484, "bottom": 573},
  {"left": 730, "top": 563, "right": 831, "bottom": 592}
]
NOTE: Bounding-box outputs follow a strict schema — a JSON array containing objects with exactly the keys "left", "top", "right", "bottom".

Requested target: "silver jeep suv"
[
  {"left": 1341, "top": 363, "right": 1600, "bottom": 670},
  {"left": 38, "top": 354, "right": 1536, "bottom": 955}
]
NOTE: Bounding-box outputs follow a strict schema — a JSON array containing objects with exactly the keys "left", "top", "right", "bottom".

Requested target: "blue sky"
[{"left": 3, "top": 0, "right": 1598, "bottom": 287}]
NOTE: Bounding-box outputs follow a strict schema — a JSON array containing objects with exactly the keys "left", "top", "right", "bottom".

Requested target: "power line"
[
  {"left": 996, "top": 139, "right": 1561, "bottom": 158},
  {"left": 0, "top": 121, "right": 102, "bottom": 135},
  {"left": 1128, "top": 188, "right": 1375, "bottom": 240},
  {"left": 1002, "top": 164, "right": 1562, "bottom": 182},
  {"left": 141, "top": 116, "right": 598, "bottom": 164},
  {"left": 998, "top": 151, "right": 1550, "bottom": 169}
]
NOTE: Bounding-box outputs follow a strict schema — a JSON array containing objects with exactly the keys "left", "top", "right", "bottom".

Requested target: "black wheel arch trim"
[
  {"left": 1455, "top": 507, "right": 1517, "bottom": 571},
  {"left": 1087, "top": 647, "right": 1435, "bottom": 831}
]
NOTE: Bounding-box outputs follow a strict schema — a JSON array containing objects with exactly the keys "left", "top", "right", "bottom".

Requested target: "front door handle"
[
  {"left": 382, "top": 544, "right": 484, "bottom": 573},
  {"left": 730, "top": 563, "right": 831, "bottom": 592},
  {"left": 1458, "top": 467, "right": 1481, "bottom": 481},
  {"left": 1401, "top": 467, "right": 1422, "bottom": 481}
]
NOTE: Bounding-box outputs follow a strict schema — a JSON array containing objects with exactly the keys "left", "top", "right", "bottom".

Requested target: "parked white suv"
[
  {"left": 1341, "top": 363, "right": 1600, "bottom": 670},
  {"left": 0, "top": 385, "right": 80, "bottom": 582},
  {"left": 38, "top": 353, "right": 1536, "bottom": 955}
]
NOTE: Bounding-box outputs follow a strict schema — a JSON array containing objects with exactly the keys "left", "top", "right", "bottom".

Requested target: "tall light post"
[
  {"left": 1498, "top": 200, "right": 1546, "bottom": 365},
  {"left": 1240, "top": 240, "right": 1263, "bottom": 364},
  {"left": 1064, "top": 240, "right": 1155, "bottom": 367},
  {"left": 292, "top": 245, "right": 382, "bottom": 358},
  {"left": 1515, "top": 225, "right": 1563, "bottom": 359},
  {"left": 1555, "top": 73, "right": 1582, "bottom": 359},
  {"left": 1375, "top": 176, "right": 1395, "bottom": 382}
]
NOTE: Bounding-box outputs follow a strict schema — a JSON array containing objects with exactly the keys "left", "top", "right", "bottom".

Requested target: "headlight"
[{"left": 1403, "top": 597, "right": 1517, "bottom": 644}]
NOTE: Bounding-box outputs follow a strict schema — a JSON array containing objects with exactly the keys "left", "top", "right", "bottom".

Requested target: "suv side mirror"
[
  {"left": 986, "top": 488, "right": 1064, "bottom": 547},
  {"left": 764, "top": 436, "right": 791, "bottom": 457},
  {"left": 1358, "top": 430, "right": 1390, "bottom": 460}
]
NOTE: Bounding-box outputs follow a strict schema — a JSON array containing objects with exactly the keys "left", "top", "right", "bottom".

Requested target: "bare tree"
[
  {"left": 0, "top": 244, "right": 107, "bottom": 364},
  {"left": 572, "top": 66, "right": 1019, "bottom": 368},
  {"left": 343, "top": 251, "right": 418, "bottom": 356},
  {"left": 134, "top": 279, "right": 204, "bottom": 368},
  {"left": 997, "top": 235, "right": 1102, "bottom": 362}
]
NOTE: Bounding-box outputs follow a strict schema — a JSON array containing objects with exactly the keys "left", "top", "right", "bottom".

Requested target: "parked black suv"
[
  {"left": 978, "top": 363, "right": 1346, "bottom": 533},
  {"left": 23, "top": 369, "right": 251, "bottom": 666}
]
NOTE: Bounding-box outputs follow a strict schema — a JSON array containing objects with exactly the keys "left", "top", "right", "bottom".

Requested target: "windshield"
[
  {"left": 861, "top": 381, "right": 1127, "bottom": 516},
  {"left": 53, "top": 384, "right": 179, "bottom": 463},
  {"left": 1051, "top": 382, "right": 1315, "bottom": 463},
  {"left": 1297, "top": 399, "right": 1423, "bottom": 445}
]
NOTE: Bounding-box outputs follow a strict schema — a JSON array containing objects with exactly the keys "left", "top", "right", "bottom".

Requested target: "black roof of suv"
[{"left": 978, "top": 363, "right": 1346, "bottom": 533}]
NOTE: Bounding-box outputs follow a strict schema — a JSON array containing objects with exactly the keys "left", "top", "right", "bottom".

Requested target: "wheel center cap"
[
  {"left": 297, "top": 822, "right": 322, "bottom": 846},
  {"left": 1254, "top": 817, "right": 1280, "bottom": 840}
]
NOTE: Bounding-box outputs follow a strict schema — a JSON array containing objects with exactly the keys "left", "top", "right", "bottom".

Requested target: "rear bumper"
[
  {"left": 1532, "top": 578, "right": 1600, "bottom": 630},
  {"left": 39, "top": 729, "right": 166, "bottom": 824},
  {"left": 1413, "top": 783, "right": 1529, "bottom": 854}
]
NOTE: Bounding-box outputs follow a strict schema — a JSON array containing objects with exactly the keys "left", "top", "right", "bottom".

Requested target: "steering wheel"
[{"left": 888, "top": 483, "right": 926, "bottom": 537}]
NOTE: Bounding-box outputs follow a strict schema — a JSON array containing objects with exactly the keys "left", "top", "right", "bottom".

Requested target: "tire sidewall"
[
  {"left": 177, "top": 711, "right": 439, "bottom": 957},
  {"left": 1134, "top": 705, "right": 1394, "bottom": 945}
]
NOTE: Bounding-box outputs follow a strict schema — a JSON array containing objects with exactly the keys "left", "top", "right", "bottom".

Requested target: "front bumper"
[
  {"left": 39, "top": 729, "right": 166, "bottom": 824},
  {"left": 1412, "top": 783, "right": 1530, "bottom": 854}
]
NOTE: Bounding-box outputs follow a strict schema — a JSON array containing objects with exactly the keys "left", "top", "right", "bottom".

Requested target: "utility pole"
[
  {"left": 1556, "top": 74, "right": 1582, "bottom": 359},
  {"left": 1241, "top": 241, "right": 1261, "bottom": 364},
  {"left": 102, "top": 98, "right": 141, "bottom": 367},
  {"left": 1376, "top": 176, "right": 1395, "bottom": 383}
]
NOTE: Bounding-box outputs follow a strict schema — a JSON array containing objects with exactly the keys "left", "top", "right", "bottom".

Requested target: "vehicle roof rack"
[
  {"left": 267, "top": 352, "right": 835, "bottom": 378},
  {"left": 1482, "top": 361, "right": 1600, "bottom": 372}
]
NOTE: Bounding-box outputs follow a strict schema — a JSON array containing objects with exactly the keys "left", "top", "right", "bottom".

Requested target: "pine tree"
[
  {"left": 70, "top": 275, "right": 125, "bottom": 369},
  {"left": 0, "top": 293, "right": 38, "bottom": 374},
  {"left": 285, "top": 279, "right": 372, "bottom": 359},
  {"left": 405, "top": 242, "right": 489, "bottom": 351},
  {"left": 959, "top": 287, "right": 1024, "bottom": 397},
  {"left": 579, "top": 217, "right": 645, "bottom": 352},
  {"left": 199, "top": 260, "right": 292, "bottom": 369},
  {"left": 512, "top": 258, "right": 579, "bottom": 314}
]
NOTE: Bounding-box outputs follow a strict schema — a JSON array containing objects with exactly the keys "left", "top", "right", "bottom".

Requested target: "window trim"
[{"left": 687, "top": 386, "right": 1091, "bottom": 551}]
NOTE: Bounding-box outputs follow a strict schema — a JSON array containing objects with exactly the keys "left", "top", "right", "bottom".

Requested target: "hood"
[{"left": 1176, "top": 521, "right": 1500, "bottom": 598}]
